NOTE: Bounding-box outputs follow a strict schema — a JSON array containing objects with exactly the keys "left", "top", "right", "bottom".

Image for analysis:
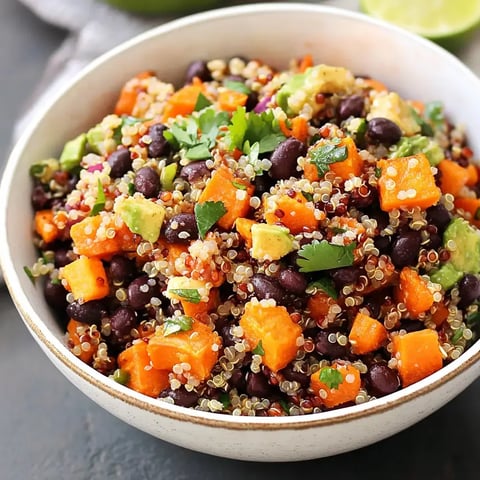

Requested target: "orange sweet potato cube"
[{"left": 378, "top": 153, "right": 441, "bottom": 211}]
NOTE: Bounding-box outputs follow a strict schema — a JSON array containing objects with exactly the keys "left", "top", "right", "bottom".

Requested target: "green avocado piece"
[
  {"left": 443, "top": 217, "right": 480, "bottom": 274},
  {"left": 59, "top": 133, "right": 87, "bottom": 172},
  {"left": 86, "top": 124, "right": 107, "bottom": 155},
  {"left": 250, "top": 224, "right": 294, "bottom": 261},
  {"left": 160, "top": 163, "right": 178, "bottom": 192},
  {"left": 115, "top": 196, "right": 166, "bottom": 243},
  {"left": 276, "top": 64, "right": 355, "bottom": 116},
  {"left": 389, "top": 134, "right": 444, "bottom": 166},
  {"left": 276, "top": 72, "right": 306, "bottom": 114},
  {"left": 429, "top": 262, "right": 463, "bottom": 290}
]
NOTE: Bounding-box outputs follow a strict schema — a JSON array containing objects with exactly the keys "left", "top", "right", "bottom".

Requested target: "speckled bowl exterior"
[{"left": 2, "top": 3, "right": 480, "bottom": 462}]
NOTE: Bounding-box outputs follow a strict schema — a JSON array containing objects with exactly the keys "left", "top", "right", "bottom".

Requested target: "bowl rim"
[{"left": 2, "top": 1, "right": 480, "bottom": 431}]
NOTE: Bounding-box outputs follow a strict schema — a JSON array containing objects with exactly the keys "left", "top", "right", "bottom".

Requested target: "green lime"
[
  {"left": 103, "top": 0, "right": 221, "bottom": 15},
  {"left": 359, "top": 0, "right": 480, "bottom": 51}
]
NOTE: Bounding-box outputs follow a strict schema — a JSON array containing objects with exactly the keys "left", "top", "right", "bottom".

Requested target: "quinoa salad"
[{"left": 28, "top": 55, "right": 480, "bottom": 416}]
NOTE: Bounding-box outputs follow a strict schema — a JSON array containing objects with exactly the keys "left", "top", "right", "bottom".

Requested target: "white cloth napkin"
[{"left": 14, "top": 0, "right": 167, "bottom": 141}]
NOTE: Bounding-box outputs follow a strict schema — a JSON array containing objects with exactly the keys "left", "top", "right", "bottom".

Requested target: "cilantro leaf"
[
  {"left": 23, "top": 266, "right": 35, "bottom": 284},
  {"left": 90, "top": 178, "right": 106, "bottom": 216},
  {"left": 227, "top": 107, "right": 285, "bottom": 154},
  {"left": 163, "top": 315, "right": 193, "bottom": 336},
  {"left": 309, "top": 143, "right": 348, "bottom": 177},
  {"left": 296, "top": 240, "right": 356, "bottom": 273},
  {"left": 231, "top": 180, "right": 247, "bottom": 190},
  {"left": 194, "top": 92, "right": 213, "bottom": 111},
  {"left": 113, "top": 115, "right": 142, "bottom": 144},
  {"left": 219, "top": 392, "right": 231, "bottom": 408},
  {"left": 194, "top": 200, "right": 227, "bottom": 239},
  {"left": 185, "top": 143, "right": 212, "bottom": 160},
  {"left": 410, "top": 107, "right": 433, "bottom": 137},
  {"left": 169, "top": 289, "right": 201, "bottom": 304},
  {"left": 425, "top": 101, "right": 444, "bottom": 129},
  {"left": 319, "top": 367, "right": 344, "bottom": 389},
  {"left": 224, "top": 80, "right": 251, "bottom": 95},
  {"left": 308, "top": 277, "right": 338, "bottom": 299},
  {"left": 252, "top": 340, "right": 265, "bottom": 355},
  {"left": 451, "top": 327, "right": 464, "bottom": 344}
]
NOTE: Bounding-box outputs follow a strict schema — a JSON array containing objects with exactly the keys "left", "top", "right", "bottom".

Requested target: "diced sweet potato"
[
  {"left": 235, "top": 217, "right": 256, "bottom": 248},
  {"left": 264, "top": 191, "right": 319, "bottom": 234},
  {"left": 118, "top": 341, "right": 170, "bottom": 398},
  {"left": 61, "top": 256, "right": 109, "bottom": 301},
  {"left": 310, "top": 362, "right": 361, "bottom": 408},
  {"left": 392, "top": 329, "right": 443, "bottom": 387},
  {"left": 218, "top": 89, "right": 248, "bottom": 112},
  {"left": 348, "top": 312, "right": 387, "bottom": 354},
  {"left": 438, "top": 159, "right": 469, "bottom": 196},
  {"left": 34, "top": 209, "right": 60, "bottom": 244},
  {"left": 70, "top": 214, "right": 138, "bottom": 259},
  {"left": 454, "top": 197, "right": 480, "bottom": 228},
  {"left": 67, "top": 319, "right": 97, "bottom": 363},
  {"left": 197, "top": 166, "right": 254, "bottom": 230},
  {"left": 395, "top": 267, "right": 434, "bottom": 318},
  {"left": 378, "top": 153, "right": 441, "bottom": 211},
  {"left": 239, "top": 301, "right": 302, "bottom": 372},
  {"left": 147, "top": 320, "right": 221, "bottom": 381},
  {"left": 328, "top": 137, "right": 363, "bottom": 180}
]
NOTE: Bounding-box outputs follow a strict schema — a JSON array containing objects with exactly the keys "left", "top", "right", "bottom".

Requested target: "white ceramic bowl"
[{"left": 2, "top": 3, "right": 480, "bottom": 462}]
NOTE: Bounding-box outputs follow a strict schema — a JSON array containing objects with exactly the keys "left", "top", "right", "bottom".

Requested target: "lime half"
[{"left": 360, "top": 0, "right": 480, "bottom": 51}]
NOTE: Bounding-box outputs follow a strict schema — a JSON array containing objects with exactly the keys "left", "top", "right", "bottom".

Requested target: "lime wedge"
[{"left": 360, "top": 0, "right": 480, "bottom": 51}]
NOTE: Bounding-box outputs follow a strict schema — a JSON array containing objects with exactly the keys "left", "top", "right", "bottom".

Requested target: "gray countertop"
[{"left": 1, "top": 1, "right": 480, "bottom": 479}]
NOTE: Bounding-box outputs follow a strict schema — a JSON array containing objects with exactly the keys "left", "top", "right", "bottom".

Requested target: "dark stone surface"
[{"left": 1, "top": 1, "right": 480, "bottom": 479}]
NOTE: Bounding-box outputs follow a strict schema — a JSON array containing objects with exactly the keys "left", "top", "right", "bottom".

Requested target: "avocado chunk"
[
  {"left": 86, "top": 124, "right": 107, "bottom": 155},
  {"left": 389, "top": 134, "right": 444, "bottom": 166},
  {"left": 443, "top": 217, "right": 480, "bottom": 274},
  {"left": 160, "top": 163, "right": 178, "bottom": 191},
  {"left": 250, "top": 224, "right": 294, "bottom": 261},
  {"left": 367, "top": 92, "right": 421, "bottom": 136},
  {"left": 59, "top": 133, "right": 87, "bottom": 172},
  {"left": 429, "top": 262, "right": 463, "bottom": 291},
  {"left": 276, "top": 64, "right": 355, "bottom": 117},
  {"left": 165, "top": 276, "right": 207, "bottom": 303},
  {"left": 115, "top": 196, "right": 165, "bottom": 243}
]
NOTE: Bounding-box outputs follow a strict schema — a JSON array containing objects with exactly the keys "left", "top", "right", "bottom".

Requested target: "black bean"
[
  {"left": 229, "top": 368, "right": 247, "bottom": 391},
  {"left": 220, "top": 324, "right": 236, "bottom": 348},
  {"left": 134, "top": 167, "right": 160, "bottom": 198},
  {"left": 330, "top": 266, "right": 362, "bottom": 289},
  {"left": 109, "top": 306, "right": 137, "bottom": 344},
  {"left": 458, "top": 274, "right": 480, "bottom": 309},
  {"left": 281, "top": 365, "right": 309, "bottom": 387},
  {"left": 399, "top": 320, "right": 424, "bottom": 332},
  {"left": 269, "top": 137, "right": 307, "bottom": 180},
  {"left": 164, "top": 213, "right": 198, "bottom": 243},
  {"left": 338, "top": 94, "right": 364, "bottom": 120},
  {"left": 374, "top": 235, "right": 391, "bottom": 254},
  {"left": 251, "top": 274, "right": 285, "bottom": 304},
  {"left": 278, "top": 269, "right": 308, "bottom": 295},
  {"left": 426, "top": 232, "right": 442, "bottom": 250},
  {"left": 185, "top": 60, "right": 211, "bottom": 84},
  {"left": 426, "top": 204, "right": 451, "bottom": 232},
  {"left": 54, "top": 247, "right": 74, "bottom": 268},
  {"left": 44, "top": 279, "right": 68, "bottom": 312},
  {"left": 108, "top": 255, "right": 136, "bottom": 284},
  {"left": 390, "top": 230, "right": 422, "bottom": 268},
  {"left": 180, "top": 160, "right": 210, "bottom": 183},
  {"left": 107, "top": 148, "right": 132, "bottom": 178},
  {"left": 367, "top": 117, "right": 402, "bottom": 145},
  {"left": 66, "top": 300, "right": 107, "bottom": 325},
  {"left": 147, "top": 123, "right": 170, "bottom": 158},
  {"left": 315, "top": 330, "right": 349, "bottom": 359},
  {"left": 127, "top": 276, "right": 161, "bottom": 310},
  {"left": 246, "top": 372, "right": 272, "bottom": 397},
  {"left": 366, "top": 363, "right": 400, "bottom": 397},
  {"left": 245, "top": 91, "right": 259, "bottom": 112},
  {"left": 162, "top": 387, "right": 200, "bottom": 407},
  {"left": 254, "top": 174, "right": 274, "bottom": 195},
  {"left": 31, "top": 184, "right": 50, "bottom": 210},
  {"left": 363, "top": 292, "right": 384, "bottom": 319}
]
